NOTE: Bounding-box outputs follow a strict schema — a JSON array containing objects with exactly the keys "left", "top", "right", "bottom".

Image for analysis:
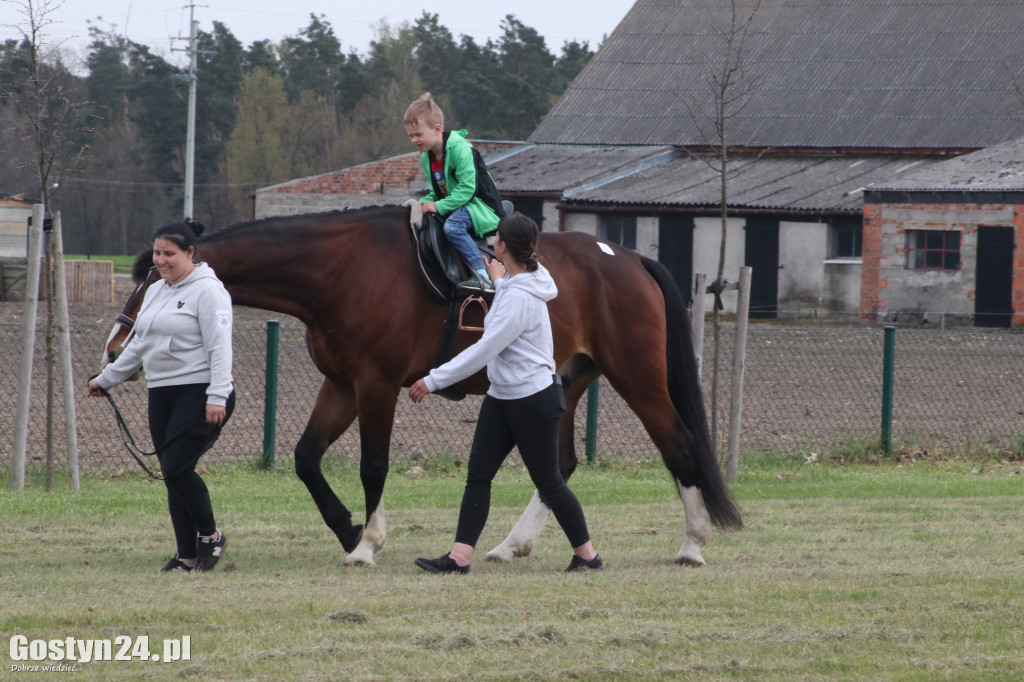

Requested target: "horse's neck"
[{"left": 199, "top": 239, "right": 319, "bottom": 323}]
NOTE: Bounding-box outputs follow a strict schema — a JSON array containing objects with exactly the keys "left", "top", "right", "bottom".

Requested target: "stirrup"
[{"left": 458, "top": 295, "right": 488, "bottom": 332}]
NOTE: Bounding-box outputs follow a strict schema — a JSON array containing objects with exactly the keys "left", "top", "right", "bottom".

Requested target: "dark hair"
[
  {"left": 152, "top": 218, "right": 205, "bottom": 252},
  {"left": 496, "top": 213, "right": 540, "bottom": 272}
]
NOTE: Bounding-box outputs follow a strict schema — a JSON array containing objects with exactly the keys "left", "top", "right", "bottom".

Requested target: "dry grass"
[{"left": 2, "top": 457, "right": 1023, "bottom": 680}]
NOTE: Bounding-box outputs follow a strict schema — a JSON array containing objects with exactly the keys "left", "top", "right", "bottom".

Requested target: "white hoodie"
[
  {"left": 425, "top": 264, "right": 558, "bottom": 400},
  {"left": 97, "top": 263, "right": 234, "bottom": 406}
]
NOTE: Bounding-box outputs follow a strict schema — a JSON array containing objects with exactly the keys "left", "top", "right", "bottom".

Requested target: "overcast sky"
[{"left": 1, "top": 0, "right": 636, "bottom": 67}]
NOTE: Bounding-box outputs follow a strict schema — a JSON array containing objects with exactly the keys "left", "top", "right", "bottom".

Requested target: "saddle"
[{"left": 405, "top": 199, "right": 513, "bottom": 401}]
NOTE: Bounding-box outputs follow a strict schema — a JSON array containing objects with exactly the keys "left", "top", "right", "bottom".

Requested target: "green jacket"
[{"left": 419, "top": 129, "right": 500, "bottom": 238}]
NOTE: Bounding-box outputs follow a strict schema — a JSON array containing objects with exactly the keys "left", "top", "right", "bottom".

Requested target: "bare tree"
[
  {"left": 3, "top": 0, "right": 93, "bottom": 488},
  {"left": 1, "top": 0, "right": 93, "bottom": 211},
  {"left": 675, "top": 0, "right": 765, "bottom": 459}
]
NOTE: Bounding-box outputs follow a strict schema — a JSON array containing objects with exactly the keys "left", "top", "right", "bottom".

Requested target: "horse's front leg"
[
  {"left": 342, "top": 379, "right": 401, "bottom": 567},
  {"left": 294, "top": 379, "right": 364, "bottom": 555}
]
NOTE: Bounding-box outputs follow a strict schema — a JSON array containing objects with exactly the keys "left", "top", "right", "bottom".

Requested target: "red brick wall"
[{"left": 263, "top": 154, "right": 424, "bottom": 196}]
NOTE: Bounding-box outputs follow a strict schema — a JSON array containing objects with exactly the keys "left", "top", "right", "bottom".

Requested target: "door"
[
  {"left": 659, "top": 214, "right": 694, "bottom": 300},
  {"left": 974, "top": 226, "right": 1014, "bottom": 328},
  {"left": 744, "top": 217, "right": 780, "bottom": 318}
]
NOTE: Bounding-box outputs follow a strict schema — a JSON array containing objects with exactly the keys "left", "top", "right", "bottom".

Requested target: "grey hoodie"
[
  {"left": 97, "top": 263, "right": 234, "bottom": 406},
  {"left": 425, "top": 264, "right": 558, "bottom": 400}
]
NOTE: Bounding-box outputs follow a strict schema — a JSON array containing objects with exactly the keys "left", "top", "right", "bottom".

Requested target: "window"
[
  {"left": 600, "top": 215, "right": 636, "bottom": 249},
  {"left": 906, "top": 230, "right": 960, "bottom": 270},
  {"left": 829, "top": 219, "right": 862, "bottom": 258}
]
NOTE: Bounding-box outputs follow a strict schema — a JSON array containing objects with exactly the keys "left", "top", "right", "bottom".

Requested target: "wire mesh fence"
[{"left": 2, "top": 320, "right": 1023, "bottom": 478}]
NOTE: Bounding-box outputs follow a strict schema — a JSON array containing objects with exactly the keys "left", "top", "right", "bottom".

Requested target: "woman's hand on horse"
[
  {"left": 206, "top": 404, "right": 227, "bottom": 425},
  {"left": 409, "top": 379, "right": 431, "bottom": 403},
  {"left": 421, "top": 201, "right": 438, "bottom": 214}
]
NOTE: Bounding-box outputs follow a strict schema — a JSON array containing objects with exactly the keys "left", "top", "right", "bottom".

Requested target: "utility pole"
[{"left": 173, "top": 3, "right": 200, "bottom": 220}]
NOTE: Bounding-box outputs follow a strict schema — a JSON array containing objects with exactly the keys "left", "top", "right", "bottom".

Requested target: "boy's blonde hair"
[{"left": 404, "top": 92, "right": 444, "bottom": 128}]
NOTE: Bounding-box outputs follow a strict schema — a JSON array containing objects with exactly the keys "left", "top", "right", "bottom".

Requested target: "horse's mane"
[
  {"left": 202, "top": 205, "right": 408, "bottom": 241},
  {"left": 131, "top": 250, "right": 153, "bottom": 283}
]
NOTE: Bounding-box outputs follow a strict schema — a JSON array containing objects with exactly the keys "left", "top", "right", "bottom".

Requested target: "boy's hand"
[{"left": 421, "top": 201, "right": 438, "bottom": 214}]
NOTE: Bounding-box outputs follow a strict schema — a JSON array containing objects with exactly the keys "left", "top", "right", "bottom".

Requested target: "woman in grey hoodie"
[
  {"left": 410, "top": 213, "right": 602, "bottom": 574},
  {"left": 88, "top": 219, "right": 234, "bottom": 573}
]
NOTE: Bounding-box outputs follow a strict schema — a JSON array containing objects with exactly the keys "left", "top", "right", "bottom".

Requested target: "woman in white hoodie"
[
  {"left": 88, "top": 219, "right": 234, "bottom": 573},
  {"left": 410, "top": 213, "right": 602, "bottom": 574}
]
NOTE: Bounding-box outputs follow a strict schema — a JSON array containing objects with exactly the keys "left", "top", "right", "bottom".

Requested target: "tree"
[
  {"left": 225, "top": 68, "right": 335, "bottom": 217},
  {"left": 193, "top": 22, "right": 245, "bottom": 225},
  {"left": 493, "top": 16, "right": 557, "bottom": 138},
  {"left": 1, "top": 0, "right": 93, "bottom": 211},
  {"left": 279, "top": 15, "right": 343, "bottom": 121},
  {"left": 677, "top": 0, "right": 765, "bottom": 478}
]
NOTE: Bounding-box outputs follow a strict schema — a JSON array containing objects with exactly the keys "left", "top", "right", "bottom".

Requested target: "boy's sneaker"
[
  {"left": 566, "top": 554, "right": 604, "bottom": 572},
  {"left": 196, "top": 529, "right": 227, "bottom": 572},
  {"left": 414, "top": 553, "right": 470, "bottom": 574},
  {"left": 457, "top": 277, "right": 494, "bottom": 294},
  {"left": 161, "top": 554, "right": 194, "bottom": 573}
]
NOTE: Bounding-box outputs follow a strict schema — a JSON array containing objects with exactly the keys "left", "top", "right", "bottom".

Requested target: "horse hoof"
[
  {"left": 342, "top": 546, "right": 377, "bottom": 567},
  {"left": 675, "top": 555, "right": 705, "bottom": 568},
  {"left": 484, "top": 551, "right": 511, "bottom": 563},
  {"left": 341, "top": 525, "right": 364, "bottom": 553}
]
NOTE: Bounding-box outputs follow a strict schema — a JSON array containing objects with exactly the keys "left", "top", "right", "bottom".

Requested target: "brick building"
[{"left": 862, "top": 138, "right": 1024, "bottom": 327}]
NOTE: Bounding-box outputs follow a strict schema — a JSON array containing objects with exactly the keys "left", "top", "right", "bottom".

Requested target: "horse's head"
[{"left": 101, "top": 250, "right": 160, "bottom": 374}]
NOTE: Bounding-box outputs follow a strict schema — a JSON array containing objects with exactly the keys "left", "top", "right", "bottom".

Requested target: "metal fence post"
[
  {"left": 585, "top": 380, "right": 600, "bottom": 464},
  {"left": 262, "top": 320, "right": 280, "bottom": 469},
  {"left": 881, "top": 325, "right": 895, "bottom": 456}
]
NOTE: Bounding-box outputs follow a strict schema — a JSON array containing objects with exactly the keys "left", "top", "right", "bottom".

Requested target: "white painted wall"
[
  {"left": 778, "top": 220, "right": 828, "bottom": 315},
  {"left": 636, "top": 216, "right": 659, "bottom": 259},
  {"left": 692, "top": 216, "right": 745, "bottom": 313},
  {"left": 564, "top": 212, "right": 599, "bottom": 237}
]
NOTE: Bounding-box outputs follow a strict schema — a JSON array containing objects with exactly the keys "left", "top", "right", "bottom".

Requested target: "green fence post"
[
  {"left": 262, "top": 320, "right": 280, "bottom": 469},
  {"left": 881, "top": 325, "right": 895, "bottom": 457},
  {"left": 585, "top": 380, "right": 600, "bottom": 464}
]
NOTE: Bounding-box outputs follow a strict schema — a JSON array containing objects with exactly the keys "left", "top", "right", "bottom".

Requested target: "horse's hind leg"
[
  {"left": 596, "top": 330, "right": 714, "bottom": 566},
  {"left": 486, "top": 361, "right": 600, "bottom": 563},
  {"left": 294, "top": 379, "right": 364, "bottom": 556}
]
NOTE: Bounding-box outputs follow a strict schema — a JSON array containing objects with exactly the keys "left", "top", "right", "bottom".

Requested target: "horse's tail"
[{"left": 641, "top": 257, "right": 743, "bottom": 530}]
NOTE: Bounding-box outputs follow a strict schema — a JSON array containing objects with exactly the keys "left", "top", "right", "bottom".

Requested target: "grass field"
[{"left": 2, "top": 455, "right": 1022, "bottom": 681}]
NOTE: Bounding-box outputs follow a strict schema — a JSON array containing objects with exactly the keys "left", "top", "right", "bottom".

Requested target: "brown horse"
[{"left": 103, "top": 206, "right": 741, "bottom": 567}]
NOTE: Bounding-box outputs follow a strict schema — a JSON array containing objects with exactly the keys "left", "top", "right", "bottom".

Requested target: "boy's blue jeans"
[{"left": 443, "top": 207, "right": 486, "bottom": 273}]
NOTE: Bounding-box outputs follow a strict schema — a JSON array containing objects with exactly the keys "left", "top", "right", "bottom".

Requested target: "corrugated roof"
[
  {"left": 532, "top": 0, "right": 1024, "bottom": 149},
  {"left": 873, "top": 137, "right": 1024, "bottom": 191},
  {"left": 557, "top": 152, "right": 946, "bottom": 211},
  {"left": 485, "top": 144, "right": 674, "bottom": 192}
]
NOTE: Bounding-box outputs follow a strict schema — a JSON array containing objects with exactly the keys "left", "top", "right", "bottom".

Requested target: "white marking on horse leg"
[
  {"left": 485, "top": 490, "right": 550, "bottom": 562},
  {"left": 101, "top": 325, "right": 119, "bottom": 366},
  {"left": 676, "top": 483, "right": 712, "bottom": 567},
  {"left": 344, "top": 506, "right": 386, "bottom": 567}
]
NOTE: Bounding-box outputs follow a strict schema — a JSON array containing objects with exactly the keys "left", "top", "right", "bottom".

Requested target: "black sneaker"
[
  {"left": 414, "top": 553, "right": 470, "bottom": 574},
  {"left": 566, "top": 554, "right": 603, "bottom": 572},
  {"left": 161, "top": 554, "right": 194, "bottom": 573},
  {"left": 196, "top": 529, "right": 227, "bottom": 572}
]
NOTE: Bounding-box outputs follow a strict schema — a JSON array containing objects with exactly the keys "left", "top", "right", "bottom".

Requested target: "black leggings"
[
  {"left": 148, "top": 383, "right": 235, "bottom": 560},
  {"left": 454, "top": 378, "right": 591, "bottom": 549}
]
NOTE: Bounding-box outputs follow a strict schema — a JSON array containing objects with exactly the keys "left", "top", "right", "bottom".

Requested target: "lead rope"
[{"left": 92, "top": 381, "right": 212, "bottom": 481}]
